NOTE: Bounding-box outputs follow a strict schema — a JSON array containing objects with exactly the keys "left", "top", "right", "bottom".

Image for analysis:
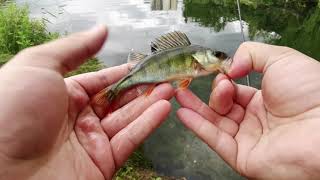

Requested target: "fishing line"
[{"left": 236, "top": 0, "right": 251, "bottom": 86}]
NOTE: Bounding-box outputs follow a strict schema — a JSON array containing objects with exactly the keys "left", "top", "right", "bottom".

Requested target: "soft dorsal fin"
[
  {"left": 127, "top": 51, "right": 148, "bottom": 63},
  {"left": 151, "top": 31, "right": 191, "bottom": 53}
]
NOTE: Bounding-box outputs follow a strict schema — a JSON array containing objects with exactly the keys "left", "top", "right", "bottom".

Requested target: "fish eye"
[
  {"left": 214, "top": 51, "right": 222, "bottom": 57},
  {"left": 214, "top": 51, "right": 227, "bottom": 59}
]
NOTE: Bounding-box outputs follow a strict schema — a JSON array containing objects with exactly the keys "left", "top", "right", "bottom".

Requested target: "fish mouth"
[
  {"left": 203, "top": 57, "right": 233, "bottom": 74},
  {"left": 220, "top": 57, "right": 233, "bottom": 73}
]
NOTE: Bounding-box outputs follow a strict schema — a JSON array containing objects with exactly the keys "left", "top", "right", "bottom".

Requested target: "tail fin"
[{"left": 91, "top": 86, "right": 116, "bottom": 106}]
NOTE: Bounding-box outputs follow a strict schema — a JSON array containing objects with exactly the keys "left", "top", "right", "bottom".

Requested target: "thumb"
[
  {"left": 228, "top": 42, "right": 293, "bottom": 78},
  {"left": 8, "top": 25, "right": 108, "bottom": 75}
]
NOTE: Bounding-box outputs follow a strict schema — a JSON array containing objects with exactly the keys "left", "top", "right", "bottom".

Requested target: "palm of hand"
[
  {"left": 0, "top": 26, "right": 173, "bottom": 180},
  {"left": 0, "top": 28, "right": 113, "bottom": 179},
  {"left": 239, "top": 55, "right": 320, "bottom": 179},
  {"left": 0, "top": 65, "right": 99, "bottom": 179},
  {"left": 176, "top": 42, "right": 320, "bottom": 179}
]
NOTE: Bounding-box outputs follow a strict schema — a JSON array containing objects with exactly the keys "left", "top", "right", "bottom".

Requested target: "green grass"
[
  {"left": 115, "top": 147, "right": 155, "bottom": 180},
  {"left": 0, "top": 3, "right": 58, "bottom": 55},
  {"left": 0, "top": 3, "right": 58, "bottom": 66},
  {"left": 115, "top": 147, "right": 186, "bottom": 180},
  {"left": 66, "top": 58, "right": 105, "bottom": 77},
  {"left": 0, "top": 3, "right": 103, "bottom": 71},
  {"left": 0, "top": 54, "right": 13, "bottom": 66}
]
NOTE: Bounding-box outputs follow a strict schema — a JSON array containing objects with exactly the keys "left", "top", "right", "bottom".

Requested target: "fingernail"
[{"left": 89, "top": 24, "right": 108, "bottom": 33}]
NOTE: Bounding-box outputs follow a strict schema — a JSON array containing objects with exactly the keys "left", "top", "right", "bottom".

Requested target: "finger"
[
  {"left": 212, "top": 77, "right": 247, "bottom": 124},
  {"left": 11, "top": 25, "right": 108, "bottom": 75},
  {"left": 176, "top": 89, "right": 238, "bottom": 136},
  {"left": 234, "top": 84, "right": 257, "bottom": 108},
  {"left": 67, "top": 63, "right": 133, "bottom": 96},
  {"left": 213, "top": 75, "right": 257, "bottom": 108},
  {"left": 66, "top": 63, "right": 133, "bottom": 119},
  {"left": 75, "top": 106, "right": 115, "bottom": 180},
  {"left": 110, "top": 100, "right": 171, "bottom": 169},
  {"left": 93, "top": 84, "right": 150, "bottom": 119},
  {"left": 209, "top": 79, "right": 234, "bottom": 115},
  {"left": 212, "top": 73, "right": 229, "bottom": 90},
  {"left": 111, "top": 85, "right": 149, "bottom": 109},
  {"left": 226, "top": 104, "right": 245, "bottom": 124},
  {"left": 102, "top": 83, "right": 174, "bottom": 138},
  {"left": 228, "top": 42, "right": 293, "bottom": 78},
  {"left": 177, "top": 108, "right": 237, "bottom": 169}
]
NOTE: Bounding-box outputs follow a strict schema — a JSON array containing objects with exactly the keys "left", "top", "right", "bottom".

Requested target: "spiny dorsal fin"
[
  {"left": 151, "top": 31, "right": 191, "bottom": 53},
  {"left": 127, "top": 51, "right": 148, "bottom": 63}
]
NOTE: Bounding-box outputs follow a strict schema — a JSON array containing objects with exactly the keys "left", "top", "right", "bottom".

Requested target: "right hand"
[{"left": 176, "top": 42, "right": 320, "bottom": 179}]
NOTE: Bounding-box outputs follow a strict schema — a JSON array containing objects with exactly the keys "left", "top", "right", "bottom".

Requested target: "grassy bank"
[
  {"left": 0, "top": 3, "right": 104, "bottom": 74},
  {"left": 0, "top": 3, "right": 178, "bottom": 179},
  {"left": 0, "top": 4, "right": 58, "bottom": 54},
  {"left": 0, "top": 3, "right": 58, "bottom": 65}
]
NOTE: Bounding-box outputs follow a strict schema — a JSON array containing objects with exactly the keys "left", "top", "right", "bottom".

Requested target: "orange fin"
[
  {"left": 144, "top": 84, "right": 156, "bottom": 96},
  {"left": 91, "top": 88, "right": 108, "bottom": 106},
  {"left": 178, "top": 78, "right": 192, "bottom": 90},
  {"left": 91, "top": 86, "right": 115, "bottom": 106}
]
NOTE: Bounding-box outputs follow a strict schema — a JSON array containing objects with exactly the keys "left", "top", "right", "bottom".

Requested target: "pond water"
[{"left": 14, "top": 0, "right": 320, "bottom": 179}]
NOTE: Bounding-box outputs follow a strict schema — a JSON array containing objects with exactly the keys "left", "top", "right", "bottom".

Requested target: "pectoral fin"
[
  {"left": 144, "top": 84, "right": 157, "bottom": 96},
  {"left": 176, "top": 78, "right": 193, "bottom": 90}
]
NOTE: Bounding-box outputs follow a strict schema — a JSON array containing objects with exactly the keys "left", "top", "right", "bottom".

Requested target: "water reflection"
[
  {"left": 151, "top": 0, "right": 178, "bottom": 11},
  {"left": 16, "top": 0, "right": 245, "bottom": 67},
  {"left": 183, "top": 0, "right": 320, "bottom": 60}
]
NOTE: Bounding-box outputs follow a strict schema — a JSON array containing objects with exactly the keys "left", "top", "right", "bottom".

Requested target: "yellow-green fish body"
[
  {"left": 117, "top": 45, "right": 203, "bottom": 90},
  {"left": 93, "top": 31, "right": 232, "bottom": 107}
]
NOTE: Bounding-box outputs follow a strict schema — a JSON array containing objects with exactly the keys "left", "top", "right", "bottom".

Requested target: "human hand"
[
  {"left": 176, "top": 42, "right": 320, "bottom": 179},
  {"left": 0, "top": 26, "right": 174, "bottom": 180}
]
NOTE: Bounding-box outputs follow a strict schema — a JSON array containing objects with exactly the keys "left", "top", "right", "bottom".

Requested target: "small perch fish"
[{"left": 92, "top": 31, "right": 232, "bottom": 108}]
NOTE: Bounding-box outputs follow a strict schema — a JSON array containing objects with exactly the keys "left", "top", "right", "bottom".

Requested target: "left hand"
[
  {"left": 0, "top": 25, "right": 174, "bottom": 180},
  {"left": 175, "top": 42, "right": 320, "bottom": 179}
]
